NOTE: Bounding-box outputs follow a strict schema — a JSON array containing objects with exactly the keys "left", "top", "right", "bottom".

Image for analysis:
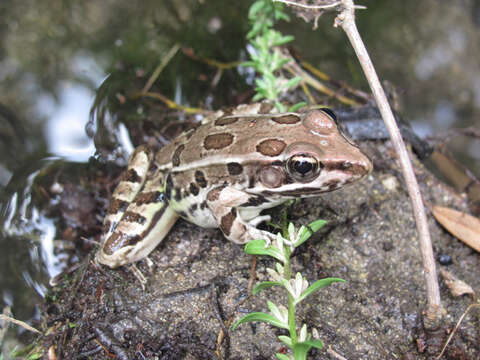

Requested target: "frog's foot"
[{"left": 206, "top": 186, "right": 276, "bottom": 244}]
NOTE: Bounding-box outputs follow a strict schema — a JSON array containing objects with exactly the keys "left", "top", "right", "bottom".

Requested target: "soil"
[{"left": 41, "top": 141, "right": 480, "bottom": 359}]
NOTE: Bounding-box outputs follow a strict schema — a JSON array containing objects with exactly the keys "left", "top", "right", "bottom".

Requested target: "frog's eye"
[{"left": 287, "top": 154, "right": 322, "bottom": 182}]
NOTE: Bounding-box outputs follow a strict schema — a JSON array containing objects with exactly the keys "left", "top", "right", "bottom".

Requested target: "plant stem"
[
  {"left": 335, "top": 0, "right": 443, "bottom": 326},
  {"left": 288, "top": 293, "right": 297, "bottom": 344},
  {"left": 283, "top": 245, "right": 297, "bottom": 344}
]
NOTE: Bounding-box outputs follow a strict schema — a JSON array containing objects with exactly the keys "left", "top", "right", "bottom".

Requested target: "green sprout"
[
  {"left": 244, "top": 0, "right": 306, "bottom": 112},
  {"left": 232, "top": 220, "right": 345, "bottom": 360}
]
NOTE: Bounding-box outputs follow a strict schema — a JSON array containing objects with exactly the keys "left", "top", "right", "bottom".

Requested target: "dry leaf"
[
  {"left": 432, "top": 206, "right": 480, "bottom": 252},
  {"left": 440, "top": 269, "right": 474, "bottom": 297},
  {"left": 48, "top": 345, "right": 57, "bottom": 360}
]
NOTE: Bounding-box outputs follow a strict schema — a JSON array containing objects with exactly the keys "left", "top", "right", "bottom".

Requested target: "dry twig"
[{"left": 277, "top": 0, "right": 443, "bottom": 326}]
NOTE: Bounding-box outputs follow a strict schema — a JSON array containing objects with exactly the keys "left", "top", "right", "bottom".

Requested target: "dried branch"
[{"left": 279, "top": 0, "right": 444, "bottom": 327}]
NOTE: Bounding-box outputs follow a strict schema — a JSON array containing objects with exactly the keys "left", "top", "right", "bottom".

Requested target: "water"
[{"left": 0, "top": 0, "right": 479, "bottom": 353}]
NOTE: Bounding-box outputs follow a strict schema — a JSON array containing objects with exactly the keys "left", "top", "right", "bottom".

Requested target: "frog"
[{"left": 96, "top": 103, "right": 372, "bottom": 268}]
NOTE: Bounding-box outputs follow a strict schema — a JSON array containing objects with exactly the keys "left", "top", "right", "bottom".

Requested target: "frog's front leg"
[{"left": 206, "top": 186, "right": 276, "bottom": 244}]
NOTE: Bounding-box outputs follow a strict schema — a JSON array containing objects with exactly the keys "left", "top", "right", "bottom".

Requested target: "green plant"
[
  {"left": 232, "top": 220, "right": 345, "bottom": 360},
  {"left": 9, "top": 344, "right": 43, "bottom": 360},
  {"left": 244, "top": 0, "right": 305, "bottom": 112}
]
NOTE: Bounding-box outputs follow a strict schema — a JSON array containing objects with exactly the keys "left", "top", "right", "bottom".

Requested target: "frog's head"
[{"left": 256, "top": 109, "right": 372, "bottom": 197}]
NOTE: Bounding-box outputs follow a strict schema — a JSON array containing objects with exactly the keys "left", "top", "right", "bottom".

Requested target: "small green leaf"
[
  {"left": 25, "top": 352, "right": 43, "bottom": 360},
  {"left": 274, "top": 101, "right": 286, "bottom": 112},
  {"left": 244, "top": 239, "right": 286, "bottom": 262},
  {"left": 294, "top": 219, "right": 327, "bottom": 247},
  {"left": 267, "top": 300, "right": 281, "bottom": 317},
  {"left": 255, "top": 77, "right": 267, "bottom": 88},
  {"left": 277, "top": 58, "right": 291, "bottom": 68},
  {"left": 294, "top": 278, "right": 346, "bottom": 305},
  {"left": 252, "top": 281, "right": 283, "bottom": 295},
  {"left": 287, "top": 222, "right": 295, "bottom": 238},
  {"left": 299, "top": 323, "right": 307, "bottom": 342},
  {"left": 249, "top": 0, "right": 266, "bottom": 18},
  {"left": 283, "top": 77, "right": 301, "bottom": 90},
  {"left": 288, "top": 102, "right": 307, "bottom": 112},
  {"left": 292, "top": 342, "right": 310, "bottom": 360},
  {"left": 278, "top": 335, "right": 293, "bottom": 347},
  {"left": 276, "top": 354, "right": 291, "bottom": 360},
  {"left": 274, "top": 34, "right": 295, "bottom": 46},
  {"left": 232, "top": 312, "right": 289, "bottom": 330},
  {"left": 241, "top": 61, "right": 256, "bottom": 68},
  {"left": 247, "top": 22, "right": 264, "bottom": 39},
  {"left": 252, "top": 93, "right": 266, "bottom": 102},
  {"left": 301, "top": 339, "right": 324, "bottom": 349},
  {"left": 276, "top": 12, "right": 290, "bottom": 22}
]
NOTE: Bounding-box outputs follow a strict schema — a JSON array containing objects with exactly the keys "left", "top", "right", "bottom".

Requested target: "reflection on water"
[
  {"left": 0, "top": 0, "right": 479, "bottom": 353},
  {"left": 42, "top": 83, "right": 96, "bottom": 162},
  {"left": 0, "top": 163, "right": 55, "bottom": 347}
]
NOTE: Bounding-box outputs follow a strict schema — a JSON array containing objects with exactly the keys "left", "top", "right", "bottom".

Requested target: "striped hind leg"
[{"left": 97, "top": 146, "right": 178, "bottom": 268}]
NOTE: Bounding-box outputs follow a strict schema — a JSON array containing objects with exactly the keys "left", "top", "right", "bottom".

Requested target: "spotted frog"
[{"left": 97, "top": 104, "right": 372, "bottom": 268}]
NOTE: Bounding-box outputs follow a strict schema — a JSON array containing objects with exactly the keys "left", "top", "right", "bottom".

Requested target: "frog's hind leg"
[
  {"left": 102, "top": 145, "right": 153, "bottom": 241},
  {"left": 97, "top": 147, "right": 179, "bottom": 268},
  {"left": 97, "top": 202, "right": 178, "bottom": 268}
]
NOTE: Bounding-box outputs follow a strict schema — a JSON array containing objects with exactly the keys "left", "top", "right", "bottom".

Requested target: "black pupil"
[{"left": 294, "top": 159, "right": 313, "bottom": 175}]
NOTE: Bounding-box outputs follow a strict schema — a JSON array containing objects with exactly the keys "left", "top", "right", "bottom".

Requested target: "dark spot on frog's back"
[
  {"left": 184, "top": 124, "right": 200, "bottom": 140},
  {"left": 215, "top": 116, "right": 238, "bottom": 126},
  {"left": 166, "top": 173, "right": 173, "bottom": 187},
  {"left": 165, "top": 174, "right": 173, "bottom": 200},
  {"left": 135, "top": 191, "right": 164, "bottom": 205},
  {"left": 256, "top": 139, "right": 287, "bottom": 157},
  {"left": 123, "top": 211, "right": 147, "bottom": 225},
  {"left": 227, "top": 162, "right": 243, "bottom": 175},
  {"left": 271, "top": 114, "right": 300, "bottom": 125},
  {"left": 172, "top": 144, "right": 185, "bottom": 166},
  {"left": 204, "top": 133, "right": 234, "bottom": 150},
  {"left": 148, "top": 162, "right": 158, "bottom": 172},
  {"left": 189, "top": 183, "right": 199, "bottom": 196},
  {"left": 189, "top": 203, "right": 198, "bottom": 214},
  {"left": 122, "top": 168, "right": 142, "bottom": 183},
  {"left": 104, "top": 232, "right": 140, "bottom": 255},
  {"left": 241, "top": 195, "right": 268, "bottom": 207},
  {"left": 108, "top": 199, "right": 129, "bottom": 214},
  {"left": 174, "top": 187, "right": 183, "bottom": 201},
  {"left": 207, "top": 186, "right": 226, "bottom": 202},
  {"left": 104, "top": 220, "right": 112, "bottom": 232},
  {"left": 220, "top": 208, "right": 237, "bottom": 236},
  {"left": 195, "top": 170, "right": 207, "bottom": 188}
]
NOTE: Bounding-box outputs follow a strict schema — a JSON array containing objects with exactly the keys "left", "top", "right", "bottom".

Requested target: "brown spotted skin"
[{"left": 98, "top": 103, "right": 373, "bottom": 267}]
